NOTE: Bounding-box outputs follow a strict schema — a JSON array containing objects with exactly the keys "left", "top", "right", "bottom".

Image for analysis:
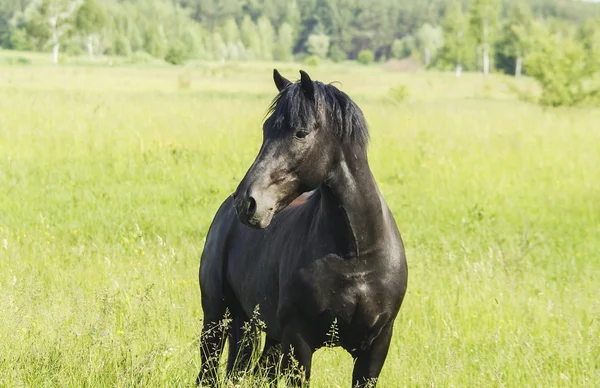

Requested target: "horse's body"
[{"left": 197, "top": 70, "right": 408, "bottom": 387}]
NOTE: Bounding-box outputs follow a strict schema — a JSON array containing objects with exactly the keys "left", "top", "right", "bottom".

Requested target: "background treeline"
[{"left": 0, "top": 0, "right": 599, "bottom": 105}]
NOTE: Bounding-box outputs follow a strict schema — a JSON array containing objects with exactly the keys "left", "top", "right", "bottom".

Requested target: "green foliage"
[
  {"left": 113, "top": 35, "right": 131, "bottom": 56},
  {"left": 328, "top": 44, "right": 347, "bottom": 62},
  {"left": 221, "top": 17, "right": 239, "bottom": 44},
  {"left": 177, "top": 70, "right": 192, "bottom": 90},
  {"left": 436, "top": 1, "right": 476, "bottom": 71},
  {"left": 303, "top": 54, "right": 320, "bottom": 66},
  {"left": 7, "top": 27, "right": 36, "bottom": 51},
  {"left": 387, "top": 83, "right": 410, "bottom": 103},
  {"left": 468, "top": 0, "right": 501, "bottom": 46},
  {"left": 211, "top": 32, "right": 227, "bottom": 61},
  {"left": 306, "top": 33, "right": 329, "bottom": 59},
  {"left": 274, "top": 22, "right": 294, "bottom": 62},
  {"left": 356, "top": 49, "right": 374, "bottom": 65},
  {"left": 416, "top": 23, "right": 444, "bottom": 65},
  {"left": 75, "top": 0, "right": 105, "bottom": 35},
  {"left": 128, "top": 49, "right": 155, "bottom": 64},
  {"left": 494, "top": 2, "right": 533, "bottom": 75},
  {"left": 1, "top": 0, "right": 600, "bottom": 69},
  {"left": 390, "top": 36, "right": 415, "bottom": 59},
  {"left": 523, "top": 22, "right": 600, "bottom": 107},
  {"left": 257, "top": 16, "right": 274, "bottom": 60},
  {"left": 165, "top": 41, "right": 187, "bottom": 65},
  {"left": 240, "top": 15, "right": 260, "bottom": 60}
]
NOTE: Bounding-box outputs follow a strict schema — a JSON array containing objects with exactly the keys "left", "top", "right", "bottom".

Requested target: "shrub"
[
  {"left": 177, "top": 71, "right": 192, "bottom": 90},
  {"left": 521, "top": 22, "right": 600, "bottom": 107},
  {"left": 165, "top": 41, "right": 188, "bottom": 65},
  {"left": 303, "top": 55, "right": 320, "bottom": 67},
  {"left": 129, "top": 51, "right": 155, "bottom": 64},
  {"left": 114, "top": 36, "right": 132, "bottom": 57},
  {"left": 356, "top": 50, "right": 374, "bottom": 65},
  {"left": 329, "top": 45, "right": 347, "bottom": 63},
  {"left": 388, "top": 84, "right": 410, "bottom": 103}
]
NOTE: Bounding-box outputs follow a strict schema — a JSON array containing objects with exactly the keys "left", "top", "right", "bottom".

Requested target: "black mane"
[{"left": 266, "top": 80, "right": 370, "bottom": 148}]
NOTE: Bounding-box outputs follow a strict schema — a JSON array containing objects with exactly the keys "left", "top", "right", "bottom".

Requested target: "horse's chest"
[{"left": 285, "top": 257, "right": 390, "bottom": 331}]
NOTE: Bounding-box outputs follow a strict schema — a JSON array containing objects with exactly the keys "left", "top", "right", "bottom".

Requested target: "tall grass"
[{"left": 0, "top": 62, "right": 598, "bottom": 387}]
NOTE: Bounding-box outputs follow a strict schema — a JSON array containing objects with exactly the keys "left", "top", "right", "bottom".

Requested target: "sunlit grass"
[{"left": 0, "top": 61, "right": 598, "bottom": 387}]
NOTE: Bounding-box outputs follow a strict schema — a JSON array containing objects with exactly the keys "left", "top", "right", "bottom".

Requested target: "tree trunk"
[
  {"left": 483, "top": 43, "right": 490, "bottom": 77},
  {"left": 456, "top": 64, "right": 462, "bottom": 78},
  {"left": 87, "top": 35, "right": 94, "bottom": 61},
  {"left": 51, "top": 25, "right": 59, "bottom": 64},
  {"left": 515, "top": 57, "right": 523, "bottom": 77},
  {"left": 53, "top": 43, "right": 60, "bottom": 64},
  {"left": 483, "top": 20, "right": 489, "bottom": 77},
  {"left": 424, "top": 48, "right": 431, "bottom": 67}
]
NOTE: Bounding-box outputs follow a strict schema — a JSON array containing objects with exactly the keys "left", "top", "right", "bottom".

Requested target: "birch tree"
[
  {"left": 468, "top": 0, "right": 500, "bottom": 76},
  {"left": 75, "top": 0, "right": 105, "bottom": 61},
  {"left": 24, "top": 0, "right": 81, "bottom": 64}
]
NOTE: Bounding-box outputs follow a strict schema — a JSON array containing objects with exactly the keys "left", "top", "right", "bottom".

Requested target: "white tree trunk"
[
  {"left": 50, "top": 18, "right": 60, "bottom": 64},
  {"left": 53, "top": 43, "right": 60, "bottom": 64},
  {"left": 87, "top": 35, "right": 94, "bottom": 61},
  {"left": 424, "top": 47, "right": 431, "bottom": 66},
  {"left": 483, "top": 44, "right": 489, "bottom": 76},
  {"left": 515, "top": 57, "right": 523, "bottom": 77},
  {"left": 456, "top": 64, "right": 462, "bottom": 78},
  {"left": 483, "top": 20, "right": 489, "bottom": 77}
]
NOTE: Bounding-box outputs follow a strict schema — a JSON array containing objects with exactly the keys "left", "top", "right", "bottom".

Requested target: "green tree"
[
  {"left": 468, "top": 0, "right": 501, "bottom": 75},
  {"left": 494, "top": 2, "right": 533, "bottom": 76},
  {"left": 221, "top": 17, "right": 238, "bottom": 44},
  {"left": 240, "top": 15, "right": 260, "bottom": 59},
  {"left": 143, "top": 24, "right": 166, "bottom": 58},
  {"left": 274, "top": 22, "right": 294, "bottom": 61},
  {"left": 523, "top": 21, "right": 600, "bottom": 107},
  {"left": 436, "top": 1, "right": 475, "bottom": 76},
  {"left": 23, "top": 0, "right": 81, "bottom": 64},
  {"left": 306, "top": 33, "right": 329, "bottom": 59},
  {"left": 416, "top": 23, "right": 444, "bottom": 66},
  {"left": 390, "top": 36, "right": 416, "bottom": 59},
  {"left": 75, "top": 0, "right": 105, "bottom": 61},
  {"left": 212, "top": 31, "right": 227, "bottom": 61},
  {"left": 257, "top": 16, "right": 274, "bottom": 60}
]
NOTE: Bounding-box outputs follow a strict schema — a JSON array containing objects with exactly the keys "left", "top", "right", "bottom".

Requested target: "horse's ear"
[
  {"left": 299, "top": 70, "right": 314, "bottom": 99},
  {"left": 273, "top": 69, "right": 291, "bottom": 92}
]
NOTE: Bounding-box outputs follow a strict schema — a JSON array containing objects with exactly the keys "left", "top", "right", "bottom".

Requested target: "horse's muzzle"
[{"left": 233, "top": 191, "right": 272, "bottom": 229}]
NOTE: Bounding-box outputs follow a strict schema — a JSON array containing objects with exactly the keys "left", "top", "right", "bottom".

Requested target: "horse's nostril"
[{"left": 247, "top": 197, "right": 257, "bottom": 217}]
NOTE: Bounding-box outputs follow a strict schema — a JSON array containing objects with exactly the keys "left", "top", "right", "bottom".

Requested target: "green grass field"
[{"left": 0, "top": 58, "right": 599, "bottom": 387}]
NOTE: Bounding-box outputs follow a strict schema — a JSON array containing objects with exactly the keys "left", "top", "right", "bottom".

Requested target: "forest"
[{"left": 0, "top": 0, "right": 599, "bottom": 105}]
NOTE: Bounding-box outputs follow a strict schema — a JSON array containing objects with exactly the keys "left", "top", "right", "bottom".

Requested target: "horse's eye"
[{"left": 295, "top": 130, "right": 309, "bottom": 139}]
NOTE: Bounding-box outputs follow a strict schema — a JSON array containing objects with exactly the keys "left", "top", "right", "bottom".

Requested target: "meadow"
[{"left": 0, "top": 55, "right": 599, "bottom": 387}]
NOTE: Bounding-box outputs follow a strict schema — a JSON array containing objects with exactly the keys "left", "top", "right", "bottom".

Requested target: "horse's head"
[{"left": 233, "top": 69, "right": 368, "bottom": 229}]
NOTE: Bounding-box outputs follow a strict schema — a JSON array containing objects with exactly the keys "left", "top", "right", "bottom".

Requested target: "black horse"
[{"left": 197, "top": 70, "right": 408, "bottom": 387}]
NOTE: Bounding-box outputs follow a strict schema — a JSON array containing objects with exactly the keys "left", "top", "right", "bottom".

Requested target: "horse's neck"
[{"left": 320, "top": 149, "right": 389, "bottom": 257}]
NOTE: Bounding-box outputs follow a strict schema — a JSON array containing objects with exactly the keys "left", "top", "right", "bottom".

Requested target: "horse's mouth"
[{"left": 233, "top": 197, "right": 274, "bottom": 230}]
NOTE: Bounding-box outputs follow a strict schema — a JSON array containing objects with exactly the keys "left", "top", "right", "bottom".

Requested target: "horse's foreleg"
[
  {"left": 255, "top": 336, "right": 282, "bottom": 384},
  {"left": 350, "top": 322, "right": 394, "bottom": 388},
  {"left": 197, "top": 318, "right": 228, "bottom": 387},
  {"left": 282, "top": 325, "right": 313, "bottom": 387},
  {"left": 226, "top": 312, "right": 256, "bottom": 378}
]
